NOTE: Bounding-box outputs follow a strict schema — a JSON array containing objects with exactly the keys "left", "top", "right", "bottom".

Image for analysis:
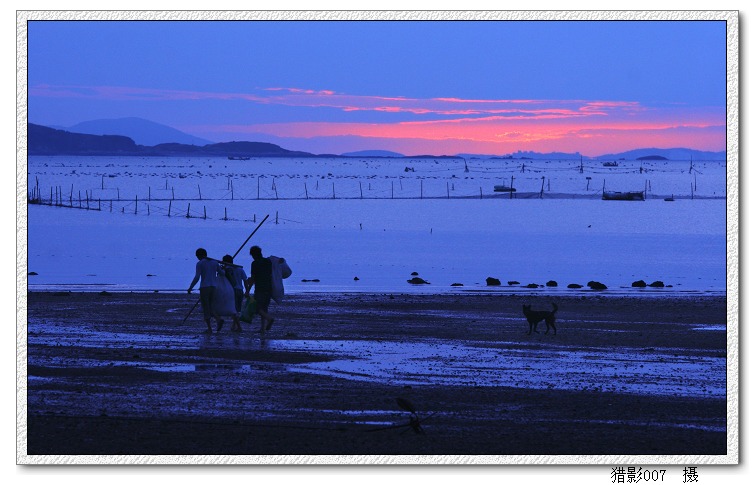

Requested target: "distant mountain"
[
  {"left": 341, "top": 150, "right": 405, "bottom": 158},
  {"left": 27, "top": 123, "right": 319, "bottom": 158},
  {"left": 28, "top": 123, "right": 139, "bottom": 155},
  {"left": 457, "top": 151, "right": 585, "bottom": 160},
  {"left": 66, "top": 117, "right": 212, "bottom": 147},
  {"left": 596, "top": 148, "right": 726, "bottom": 161}
]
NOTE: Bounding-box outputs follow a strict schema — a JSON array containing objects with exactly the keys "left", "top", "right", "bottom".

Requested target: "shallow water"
[{"left": 29, "top": 318, "right": 725, "bottom": 400}]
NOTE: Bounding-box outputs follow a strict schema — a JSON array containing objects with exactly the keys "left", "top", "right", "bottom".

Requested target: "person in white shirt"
[{"left": 188, "top": 248, "right": 223, "bottom": 333}]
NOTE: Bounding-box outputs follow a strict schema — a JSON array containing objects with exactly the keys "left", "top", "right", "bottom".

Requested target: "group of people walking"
[{"left": 187, "top": 245, "right": 279, "bottom": 334}]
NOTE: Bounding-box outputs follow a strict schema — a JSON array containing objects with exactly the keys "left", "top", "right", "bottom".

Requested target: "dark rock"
[
  {"left": 146, "top": 274, "right": 156, "bottom": 277},
  {"left": 546, "top": 280, "right": 558, "bottom": 287},
  {"left": 353, "top": 277, "right": 360, "bottom": 281},
  {"left": 407, "top": 277, "right": 430, "bottom": 285},
  {"left": 507, "top": 280, "right": 520, "bottom": 286},
  {"left": 99, "top": 291, "right": 112, "bottom": 296},
  {"left": 411, "top": 271, "right": 419, "bottom": 276},
  {"left": 567, "top": 284, "right": 583, "bottom": 289},
  {"left": 525, "top": 283, "right": 539, "bottom": 289},
  {"left": 486, "top": 277, "right": 501, "bottom": 286},
  {"left": 451, "top": 283, "right": 464, "bottom": 287},
  {"left": 587, "top": 281, "right": 607, "bottom": 290},
  {"left": 632, "top": 280, "right": 647, "bottom": 288},
  {"left": 649, "top": 280, "right": 665, "bottom": 288}
]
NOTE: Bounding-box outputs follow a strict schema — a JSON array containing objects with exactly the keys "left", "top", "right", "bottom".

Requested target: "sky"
[{"left": 25, "top": 16, "right": 729, "bottom": 157}]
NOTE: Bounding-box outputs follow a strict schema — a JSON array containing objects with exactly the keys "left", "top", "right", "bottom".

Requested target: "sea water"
[{"left": 24, "top": 156, "right": 729, "bottom": 295}]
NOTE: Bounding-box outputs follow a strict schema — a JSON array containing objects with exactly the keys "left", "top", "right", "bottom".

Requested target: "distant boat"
[
  {"left": 602, "top": 161, "right": 619, "bottom": 167},
  {"left": 602, "top": 190, "right": 645, "bottom": 201},
  {"left": 228, "top": 156, "right": 251, "bottom": 160},
  {"left": 493, "top": 185, "right": 516, "bottom": 192},
  {"left": 664, "top": 195, "right": 675, "bottom": 202}
]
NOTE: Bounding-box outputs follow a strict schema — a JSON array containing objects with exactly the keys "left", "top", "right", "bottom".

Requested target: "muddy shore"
[{"left": 22, "top": 291, "right": 729, "bottom": 462}]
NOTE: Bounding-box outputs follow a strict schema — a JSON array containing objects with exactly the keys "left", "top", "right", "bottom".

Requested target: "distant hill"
[
  {"left": 341, "top": 150, "right": 405, "bottom": 158},
  {"left": 596, "top": 148, "right": 726, "bottom": 161},
  {"left": 67, "top": 117, "right": 212, "bottom": 147},
  {"left": 28, "top": 123, "right": 139, "bottom": 155},
  {"left": 457, "top": 149, "right": 725, "bottom": 161},
  {"left": 27, "top": 124, "right": 319, "bottom": 158},
  {"left": 457, "top": 151, "right": 585, "bottom": 160}
]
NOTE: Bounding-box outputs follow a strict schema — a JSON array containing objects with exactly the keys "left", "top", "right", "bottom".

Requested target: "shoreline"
[
  {"left": 23, "top": 291, "right": 731, "bottom": 460},
  {"left": 24, "top": 287, "right": 728, "bottom": 299}
]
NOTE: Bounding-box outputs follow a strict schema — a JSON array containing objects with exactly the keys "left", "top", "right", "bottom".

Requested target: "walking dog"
[{"left": 523, "top": 303, "right": 558, "bottom": 335}]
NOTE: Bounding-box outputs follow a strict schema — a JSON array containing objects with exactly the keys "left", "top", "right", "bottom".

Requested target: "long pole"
[{"left": 183, "top": 214, "right": 271, "bottom": 323}]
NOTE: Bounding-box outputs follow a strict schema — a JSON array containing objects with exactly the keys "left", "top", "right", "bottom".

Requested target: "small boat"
[
  {"left": 664, "top": 195, "right": 675, "bottom": 202},
  {"left": 228, "top": 156, "right": 251, "bottom": 161},
  {"left": 602, "top": 161, "right": 619, "bottom": 167},
  {"left": 493, "top": 185, "right": 516, "bottom": 192},
  {"left": 602, "top": 190, "right": 645, "bottom": 201}
]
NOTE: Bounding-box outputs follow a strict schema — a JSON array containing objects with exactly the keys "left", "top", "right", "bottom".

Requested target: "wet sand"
[{"left": 23, "top": 291, "right": 729, "bottom": 461}]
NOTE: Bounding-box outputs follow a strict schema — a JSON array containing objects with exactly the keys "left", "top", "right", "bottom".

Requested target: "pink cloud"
[{"left": 30, "top": 83, "right": 725, "bottom": 155}]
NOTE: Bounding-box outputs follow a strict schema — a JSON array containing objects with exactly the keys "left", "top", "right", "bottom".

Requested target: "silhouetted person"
[
  {"left": 222, "top": 254, "right": 247, "bottom": 332},
  {"left": 245, "top": 245, "right": 274, "bottom": 334},
  {"left": 188, "top": 247, "right": 224, "bottom": 333}
]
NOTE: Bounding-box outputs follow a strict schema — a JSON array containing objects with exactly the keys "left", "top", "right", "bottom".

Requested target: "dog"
[{"left": 523, "top": 303, "right": 558, "bottom": 335}]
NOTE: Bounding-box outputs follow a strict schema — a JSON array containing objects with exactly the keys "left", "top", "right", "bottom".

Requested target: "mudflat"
[{"left": 23, "top": 291, "right": 729, "bottom": 461}]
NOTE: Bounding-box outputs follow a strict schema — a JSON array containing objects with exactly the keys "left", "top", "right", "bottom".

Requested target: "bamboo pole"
[{"left": 183, "top": 214, "right": 270, "bottom": 323}]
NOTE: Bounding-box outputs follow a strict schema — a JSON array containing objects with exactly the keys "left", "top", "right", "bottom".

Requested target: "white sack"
[
  {"left": 269, "top": 255, "right": 289, "bottom": 303},
  {"left": 211, "top": 271, "right": 238, "bottom": 317}
]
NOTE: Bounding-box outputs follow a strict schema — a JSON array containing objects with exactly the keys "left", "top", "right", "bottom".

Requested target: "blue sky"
[{"left": 26, "top": 18, "right": 728, "bottom": 156}]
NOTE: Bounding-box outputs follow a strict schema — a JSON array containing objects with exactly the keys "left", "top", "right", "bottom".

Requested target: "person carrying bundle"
[
  {"left": 222, "top": 254, "right": 248, "bottom": 332},
  {"left": 245, "top": 245, "right": 275, "bottom": 334},
  {"left": 187, "top": 247, "right": 224, "bottom": 333}
]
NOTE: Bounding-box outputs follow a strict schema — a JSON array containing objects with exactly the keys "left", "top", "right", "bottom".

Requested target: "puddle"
[
  {"left": 691, "top": 324, "right": 726, "bottom": 332},
  {"left": 146, "top": 363, "right": 255, "bottom": 373},
  {"left": 267, "top": 339, "right": 725, "bottom": 398}
]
